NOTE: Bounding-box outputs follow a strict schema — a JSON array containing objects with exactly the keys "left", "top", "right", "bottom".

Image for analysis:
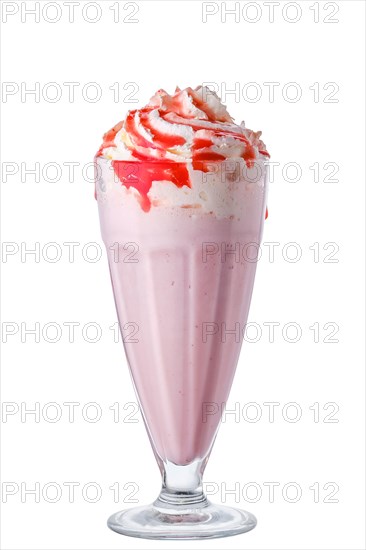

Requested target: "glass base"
[{"left": 107, "top": 500, "right": 257, "bottom": 540}]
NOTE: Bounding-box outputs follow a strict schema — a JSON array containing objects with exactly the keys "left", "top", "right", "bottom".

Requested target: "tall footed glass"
[{"left": 96, "top": 156, "right": 267, "bottom": 539}]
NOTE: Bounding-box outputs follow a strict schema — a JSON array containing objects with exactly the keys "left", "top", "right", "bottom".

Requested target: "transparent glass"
[{"left": 96, "top": 156, "right": 267, "bottom": 539}]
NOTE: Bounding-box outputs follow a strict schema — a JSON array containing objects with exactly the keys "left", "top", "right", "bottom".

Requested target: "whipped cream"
[
  {"left": 96, "top": 86, "right": 269, "bottom": 213},
  {"left": 98, "top": 86, "right": 269, "bottom": 165}
]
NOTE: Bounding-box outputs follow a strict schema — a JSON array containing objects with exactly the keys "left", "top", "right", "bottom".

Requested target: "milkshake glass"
[{"left": 95, "top": 86, "right": 269, "bottom": 539}]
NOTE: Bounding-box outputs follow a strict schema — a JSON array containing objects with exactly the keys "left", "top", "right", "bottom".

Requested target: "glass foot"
[{"left": 107, "top": 501, "right": 257, "bottom": 540}]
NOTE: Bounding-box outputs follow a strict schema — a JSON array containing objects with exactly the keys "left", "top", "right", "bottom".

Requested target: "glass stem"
[{"left": 154, "top": 459, "right": 209, "bottom": 511}]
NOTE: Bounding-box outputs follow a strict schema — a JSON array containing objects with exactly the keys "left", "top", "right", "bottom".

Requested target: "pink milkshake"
[{"left": 96, "top": 86, "right": 269, "bottom": 539}]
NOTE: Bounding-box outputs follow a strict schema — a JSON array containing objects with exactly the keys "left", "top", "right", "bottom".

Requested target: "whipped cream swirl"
[
  {"left": 98, "top": 86, "right": 269, "bottom": 167},
  {"left": 96, "top": 86, "right": 269, "bottom": 212}
]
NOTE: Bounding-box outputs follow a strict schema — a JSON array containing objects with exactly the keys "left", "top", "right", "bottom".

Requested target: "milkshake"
[{"left": 96, "top": 86, "right": 269, "bottom": 539}]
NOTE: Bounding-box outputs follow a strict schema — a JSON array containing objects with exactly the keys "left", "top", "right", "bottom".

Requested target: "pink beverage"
[
  {"left": 96, "top": 86, "right": 269, "bottom": 539},
  {"left": 97, "top": 158, "right": 266, "bottom": 465}
]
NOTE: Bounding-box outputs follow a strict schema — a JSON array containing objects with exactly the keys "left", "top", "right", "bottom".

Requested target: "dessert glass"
[{"left": 96, "top": 155, "right": 267, "bottom": 539}]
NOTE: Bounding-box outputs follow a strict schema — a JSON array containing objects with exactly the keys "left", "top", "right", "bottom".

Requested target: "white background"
[{"left": 1, "top": 1, "right": 365, "bottom": 549}]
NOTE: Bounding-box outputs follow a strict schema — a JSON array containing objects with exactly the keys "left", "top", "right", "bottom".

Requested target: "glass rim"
[{"left": 95, "top": 155, "right": 269, "bottom": 166}]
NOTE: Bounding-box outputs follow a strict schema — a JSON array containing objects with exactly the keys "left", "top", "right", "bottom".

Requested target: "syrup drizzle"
[{"left": 97, "top": 87, "right": 269, "bottom": 214}]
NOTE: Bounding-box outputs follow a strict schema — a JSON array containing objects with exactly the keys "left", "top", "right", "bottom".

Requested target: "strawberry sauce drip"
[
  {"left": 97, "top": 121, "right": 123, "bottom": 156},
  {"left": 193, "top": 137, "right": 213, "bottom": 149},
  {"left": 192, "top": 150, "right": 226, "bottom": 171},
  {"left": 140, "top": 111, "right": 186, "bottom": 148},
  {"left": 242, "top": 144, "right": 256, "bottom": 167},
  {"left": 125, "top": 110, "right": 157, "bottom": 150},
  {"left": 188, "top": 89, "right": 216, "bottom": 121},
  {"left": 96, "top": 87, "right": 270, "bottom": 215},
  {"left": 112, "top": 160, "right": 190, "bottom": 212}
]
